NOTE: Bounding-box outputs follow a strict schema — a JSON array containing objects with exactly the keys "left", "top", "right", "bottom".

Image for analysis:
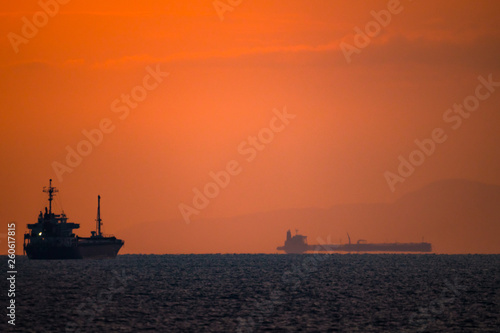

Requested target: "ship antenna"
[
  {"left": 96, "top": 195, "right": 102, "bottom": 236},
  {"left": 43, "top": 179, "right": 58, "bottom": 215}
]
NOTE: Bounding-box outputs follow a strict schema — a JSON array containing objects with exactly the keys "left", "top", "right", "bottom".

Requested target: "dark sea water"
[{"left": 1, "top": 254, "right": 499, "bottom": 332}]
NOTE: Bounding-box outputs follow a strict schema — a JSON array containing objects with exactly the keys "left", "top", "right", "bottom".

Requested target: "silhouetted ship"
[
  {"left": 277, "top": 230, "right": 432, "bottom": 254},
  {"left": 23, "top": 180, "right": 124, "bottom": 259}
]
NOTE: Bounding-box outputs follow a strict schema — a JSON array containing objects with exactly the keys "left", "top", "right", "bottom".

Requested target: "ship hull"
[
  {"left": 25, "top": 239, "right": 124, "bottom": 260},
  {"left": 277, "top": 245, "right": 309, "bottom": 254},
  {"left": 25, "top": 244, "right": 82, "bottom": 259},
  {"left": 77, "top": 238, "right": 124, "bottom": 259},
  {"left": 338, "top": 243, "right": 432, "bottom": 252},
  {"left": 302, "top": 243, "right": 432, "bottom": 253},
  {"left": 277, "top": 237, "right": 432, "bottom": 254}
]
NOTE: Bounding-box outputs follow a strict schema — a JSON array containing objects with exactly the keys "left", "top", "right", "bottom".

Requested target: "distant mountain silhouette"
[{"left": 119, "top": 179, "right": 500, "bottom": 254}]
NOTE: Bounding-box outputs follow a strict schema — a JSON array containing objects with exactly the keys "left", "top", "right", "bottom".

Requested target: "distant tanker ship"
[
  {"left": 277, "top": 230, "right": 432, "bottom": 254},
  {"left": 23, "top": 180, "right": 124, "bottom": 259}
]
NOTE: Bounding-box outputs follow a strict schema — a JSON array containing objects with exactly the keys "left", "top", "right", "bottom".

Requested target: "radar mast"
[
  {"left": 43, "top": 179, "right": 58, "bottom": 215},
  {"left": 96, "top": 195, "right": 102, "bottom": 236}
]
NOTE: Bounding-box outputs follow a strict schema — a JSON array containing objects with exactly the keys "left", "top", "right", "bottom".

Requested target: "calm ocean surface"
[{"left": 1, "top": 254, "right": 499, "bottom": 332}]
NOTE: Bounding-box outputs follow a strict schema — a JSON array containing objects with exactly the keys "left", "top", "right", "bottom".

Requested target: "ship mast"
[
  {"left": 96, "top": 195, "right": 102, "bottom": 236},
  {"left": 43, "top": 179, "right": 58, "bottom": 215}
]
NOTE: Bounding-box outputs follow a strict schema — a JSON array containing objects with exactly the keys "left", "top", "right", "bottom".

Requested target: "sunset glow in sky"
[{"left": 1, "top": 0, "right": 500, "bottom": 254}]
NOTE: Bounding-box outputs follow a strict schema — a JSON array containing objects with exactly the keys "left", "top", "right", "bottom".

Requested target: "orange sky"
[{"left": 1, "top": 0, "right": 500, "bottom": 254}]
